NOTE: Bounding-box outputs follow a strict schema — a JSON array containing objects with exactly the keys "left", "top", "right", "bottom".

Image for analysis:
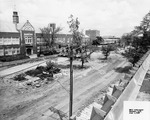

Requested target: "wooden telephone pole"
[
  {"left": 67, "top": 14, "right": 80, "bottom": 120},
  {"left": 69, "top": 46, "right": 73, "bottom": 119}
]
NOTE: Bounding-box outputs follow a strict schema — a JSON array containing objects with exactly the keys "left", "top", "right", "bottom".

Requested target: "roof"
[
  {"left": 0, "top": 20, "right": 41, "bottom": 33},
  {"left": 0, "top": 32, "right": 20, "bottom": 37},
  {"left": 0, "top": 20, "right": 21, "bottom": 32},
  {"left": 0, "top": 20, "right": 68, "bottom": 35},
  {"left": 102, "top": 36, "right": 120, "bottom": 39},
  {"left": 21, "top": 20, "right": 35, "bottom": 31}
]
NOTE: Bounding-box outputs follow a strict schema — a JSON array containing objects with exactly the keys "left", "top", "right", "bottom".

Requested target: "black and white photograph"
[{"left": 0, "top": 0, "right": 150, "bottom": 120}]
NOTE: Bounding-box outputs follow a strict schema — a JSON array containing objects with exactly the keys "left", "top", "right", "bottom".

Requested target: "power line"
[{"left": 56, "top": 80, "right": 69, "bottom": 94}]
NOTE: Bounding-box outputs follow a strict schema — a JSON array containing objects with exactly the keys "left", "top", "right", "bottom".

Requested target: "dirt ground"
[{"left": 0, "top": 52, "right": 129, "bottom": 120}]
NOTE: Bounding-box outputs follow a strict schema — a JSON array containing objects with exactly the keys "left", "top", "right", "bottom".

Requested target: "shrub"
[
  {"left": 122, "top": 48, "right": 142, "bottom": 66},
  {"left": 101, "top": 44, "right": 116, "bottom": 59},
  {"left": 13, "top": 73, "right": 26, "bottom": 81},
  {"left": 36, "top": 66, "right": 45, "bottom": 72},
  {"left": 25, "top": 69, "right": 41, "bottom": 76},
  {"left": 25, "top": 62, "right": 61, "bottom": 78},
  {"left": 52, "top": 68, "right": 61, "bottom": 74},
  {"left": 0, "top": 55, "right": 30, "bottom": 62},
  {"left": 45, "top": 61, "right": 61, "bottom": 74},
  {"left": 46, "top": 61, "right": 55, "bottom": 70}
]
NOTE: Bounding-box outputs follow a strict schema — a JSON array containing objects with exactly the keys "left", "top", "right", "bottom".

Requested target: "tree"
[
  {"left": 131, "top": 11, "right": 150, "bottom": 36},
  {"left": 120, "top": 33, "right": 132, "bottom": 47},
  {"left": 40, "top": 25, "right": 62, "bottom": 52},
  {"left": 123, "top": 47, "right": 141, "bottom": 66},
  {"left": 67, "top": 15, "right": 88, "bottom": 68},
  {"left": 67, "top": 15, "right": 80, "bottom": 46},
  {"left": 92, "top": 36, "right": 104, "bottom": 46},
  {"left": 133, "top": 11, "right": 150, "bottom": 49},
  {"left": 80, "top": 45, "right": 88, "bottom": 68},
  {"left": 101, "top": 44, "right": 116, "bottom": 59},
  {"left": 122, "top": 11, "right": 150, "bottom": 66},
  {"left": 122, "top": 35, "right": 147, "bottom": 66},
  {"left": 139, "top": 11, "right": 150, "bottom": 33}
]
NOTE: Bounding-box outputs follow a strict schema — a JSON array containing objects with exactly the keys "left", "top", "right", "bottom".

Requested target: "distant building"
[
  {"left": 85, "top": 29, "right": 100, "bottom": 40},
  {"left": 49, "top": 23, "right": 56, "bottom": 30},
  {"left": 102, "top": 36, "right": 120, "bottom": 44},
  {"left": 82, "top": 34, "right": 90, "bottom": 45}
]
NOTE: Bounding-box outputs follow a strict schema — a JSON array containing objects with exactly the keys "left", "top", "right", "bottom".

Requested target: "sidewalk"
[
  {"left": 0, "top": 60, "right": 47, "bottom": 78},
  {"left": 0, "top": 57, "right": 68, "bottom": 78}
]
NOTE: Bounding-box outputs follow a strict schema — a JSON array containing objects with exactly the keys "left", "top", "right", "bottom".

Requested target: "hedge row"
[{"left": 0, "top": 55, "right": 30, "bottom": 62}]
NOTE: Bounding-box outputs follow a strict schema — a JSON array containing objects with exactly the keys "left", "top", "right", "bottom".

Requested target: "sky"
[{"left": 0, "top": 0, "right": 150, "bottom": 37}]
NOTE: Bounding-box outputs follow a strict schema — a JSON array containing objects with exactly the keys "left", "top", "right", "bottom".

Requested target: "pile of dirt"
[{"left": 12, "top": 61, "right": 61, "bottom": 89}]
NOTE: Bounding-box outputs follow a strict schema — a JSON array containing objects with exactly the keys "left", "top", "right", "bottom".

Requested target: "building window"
[
  {"left": 4, "top": 48, "right": 20, "bottom": 55},
  {"left": 28, "top": 37, "right": 32, "bottom": 43},
  {"left": 25, "top": 36, "right": 33, "bottom": 44},
  {"left": 12, "top": 48, "right": 17, "bottom": 55},
  {"left": 5, "top": 38, "right": 11, "bottom": 45},
  {"left": 5, "top": 49, "right": 9, "bottom": 55},
  {"left": 25, "top": 37, "right": 28, "bottom": 44},
  {"left": 17, "top": 48, "right": 20, "bottom": 54},
  {"left": 0, "top": 38, "right": 3, "bottom": 45},
  {"left": 8, "top": 48, "right": 12, "bottom": 55},
  {"left": 12, "top": 37, "right": 20, "bottom": 44},
  {"left": 0, "top": 49, "right": 4, "bottom": 56},
  {"left": 4, "top": 38, "right": 7, "bottom": 45},
  {"left": 16, "top": 48, "right": 19, "bottom": 54},
  {"left": 37, "top": 37, "right": 41, "bottom": 44},
  {"left": 12, "top": 48, "right": 16, "bottom": 55}
]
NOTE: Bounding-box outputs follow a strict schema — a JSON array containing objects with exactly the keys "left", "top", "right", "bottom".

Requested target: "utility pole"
[
  {"left": 69, "top": 45, "right": 73, "bottom": 119},
  {"left": 67, "top": 14, "right": 80, "bottom": 120}
]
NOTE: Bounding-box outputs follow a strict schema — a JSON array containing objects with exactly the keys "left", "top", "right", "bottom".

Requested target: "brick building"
[
  {"left": 0, "top": 32, "right": 20, "bottom": 56},
  {"left": 0, "top": 20, "right": 37, "bottom": 56},
  {"left": 0, "top": 20, "right": 89, "bottom": 57}
]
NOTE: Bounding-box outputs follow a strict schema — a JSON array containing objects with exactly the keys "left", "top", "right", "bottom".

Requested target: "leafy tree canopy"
[
  {"left": 40, "top": 25, "right": 62, "bottom": 48},
  {"left": 121, "top": 10, "right": 150, "bottom": 65}
]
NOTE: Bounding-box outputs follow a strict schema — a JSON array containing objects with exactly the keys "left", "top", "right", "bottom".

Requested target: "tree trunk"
[
  {"left": 105, "top": 55, "right": 108, "bottom": 60},
  {"left": 81, "top": 58, "right": 84, "bottom": 68}
]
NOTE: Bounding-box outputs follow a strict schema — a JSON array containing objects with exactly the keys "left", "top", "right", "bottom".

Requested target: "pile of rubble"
[{"left": 13, "top": 61, "right": 62, "bottom": 89}]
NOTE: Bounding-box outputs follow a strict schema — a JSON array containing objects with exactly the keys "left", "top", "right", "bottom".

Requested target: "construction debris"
[{"left": 12, "top": 61, "right": 62, "bottom": 89}]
